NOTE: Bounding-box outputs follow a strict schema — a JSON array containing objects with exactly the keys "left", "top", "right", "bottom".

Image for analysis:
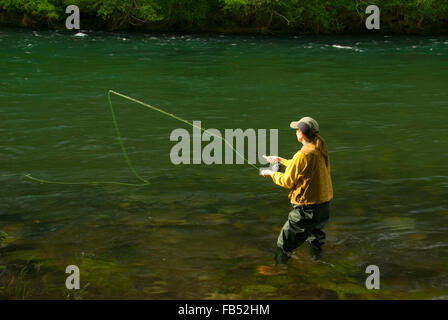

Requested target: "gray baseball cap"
[{"left": 290, "top": 117, "right": 319, "bottom": 136}]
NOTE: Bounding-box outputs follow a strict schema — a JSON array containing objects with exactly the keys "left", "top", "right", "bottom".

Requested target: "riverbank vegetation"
[
  {"left": 0, "top": 0, "right": 448, "bottom": 34},
  {"left": 1, "top": 0, "right": 447, "bottom": 34}
]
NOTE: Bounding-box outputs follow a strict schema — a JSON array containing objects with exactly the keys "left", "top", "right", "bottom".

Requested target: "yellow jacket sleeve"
[
  {"left": 272, "top": 151, "right": 306, "bottom": 189},
  {"left": 282, "top": 158, "right": 291, "bottom": 167}
]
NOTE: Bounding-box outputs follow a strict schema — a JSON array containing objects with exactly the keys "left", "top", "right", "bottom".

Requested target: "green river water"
[{"left": 1, "top": 28, "right": 447, "bottom": 299}]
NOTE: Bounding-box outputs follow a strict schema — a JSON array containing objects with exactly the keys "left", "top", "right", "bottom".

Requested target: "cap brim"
[{"left": 290, "top": 121, "right": 300, "bottom": 129}]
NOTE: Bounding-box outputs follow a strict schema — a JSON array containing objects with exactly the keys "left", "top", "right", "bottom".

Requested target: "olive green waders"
[{"left": 275, "top": 201, "right": 330, "bottom": 264}]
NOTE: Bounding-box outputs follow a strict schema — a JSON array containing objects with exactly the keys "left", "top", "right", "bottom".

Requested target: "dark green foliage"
[
  {"left": 0, "top": 0, "right": 447, "bottom": 33},
  {"left": 0, "top": 230, "right": 8, "bottom": 243},
  {"left": 0, "top": 0, "right": 62, "bottom": 19}
]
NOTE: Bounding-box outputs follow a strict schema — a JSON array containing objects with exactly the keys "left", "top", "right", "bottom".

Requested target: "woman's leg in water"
[
  {"left": 275, "top": 206, "right": 314, "bottom": 264},
  {"left": 309, "top": 202, "right": 330, "bottom": 260},
  {"left": 275, "top": 202, "right": 330, "bottom": 264}
]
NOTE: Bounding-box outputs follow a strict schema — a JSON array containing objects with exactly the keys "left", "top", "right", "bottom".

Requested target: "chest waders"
[{"left": 275, "top": 201, "right": 330, "bottom": 264}]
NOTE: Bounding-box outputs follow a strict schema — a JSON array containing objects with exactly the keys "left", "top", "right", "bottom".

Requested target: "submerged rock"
[
  {"left": 232, "top": 222, "right": 247, "bottom": 230},
  {"left": 0, "top": 230, "right": 8, "bottom": 241},
  {"left": 234, "top": 246, "right": 264, "bottom": 259},
  {"left": 0, "top": 225, "right": 22, "bottom": 247},
  {"left": 204, "top": 213, "right": 228, "bottom": 225},
  {"left": 205, "top": 292, "right": 242, "bottom": 300},
  {"left": 409, "top": 233, "right": 427, "bottom": 241},
  {"left": 220, "top": 206, "right": 243, "bottom": 215},
  {"left": 241, "top": 284, "right": 277, "bottom": 296},
  {"left": 382, "top": 217, "right": 416, "bottom": 231},
  {"left": 78, "top": 257, "right": 135, "bottom": 295},
  {"left": 143, "top": 281, "right": 168, "bottom": 295},
  {"left": 119, "top": 202, "right": 131, "bottom": 209},
  {"left": 0, "top": 230, "right": 14, "bottom": 248},
  {"left": 153, "top": 219, "right": 189, "bottom": 227}
]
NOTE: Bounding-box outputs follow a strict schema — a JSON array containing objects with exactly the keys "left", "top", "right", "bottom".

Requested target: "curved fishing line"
[
  {"left": 24, "top": 90, "right": 259, "bottom": 186},
  {"left": 23, "top": 93, "right": 151, "bottom": 186},
  {"left": 23, "top": 173, "right": 149, "bottom": 187},
  {"left": 24, "top": 90, "right": 152, "bottom": 187},
  {"left": 107, "top": 90, "right": 150, "bottom": 185},
  {"left": 108, "top": 90, "right": 260, "bottom": 171}
]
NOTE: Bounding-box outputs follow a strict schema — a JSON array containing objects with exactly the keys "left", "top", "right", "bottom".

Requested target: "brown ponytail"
[{"left": 312, "top": 133, "right": 329, "bottom": 168}]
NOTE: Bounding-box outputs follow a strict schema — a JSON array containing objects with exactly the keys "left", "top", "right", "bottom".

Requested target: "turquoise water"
[{"left": 1, "top": 28, "right": 448, "bottom": 299}]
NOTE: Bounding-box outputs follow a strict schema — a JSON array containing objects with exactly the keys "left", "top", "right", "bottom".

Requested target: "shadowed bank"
[{"left": 1, "top": 0, "right": 448, "bottom": 34}]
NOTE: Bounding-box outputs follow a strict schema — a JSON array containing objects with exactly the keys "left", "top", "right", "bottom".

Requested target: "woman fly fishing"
[{"left": 259, "top": 117, "right": 333, "bottom": 274}]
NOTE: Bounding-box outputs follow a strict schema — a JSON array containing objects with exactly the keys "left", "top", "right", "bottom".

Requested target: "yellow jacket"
[{"left": 272, "top": 142, "right": 333, "bottom": 205}]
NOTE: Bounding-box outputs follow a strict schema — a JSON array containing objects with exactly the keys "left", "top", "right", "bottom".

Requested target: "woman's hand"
[
  {"left": 260, "top": 169, "right": 274, "bottom": 177},
  {"left": 263, "top": 155, "right": 284, "bottom": 164}
]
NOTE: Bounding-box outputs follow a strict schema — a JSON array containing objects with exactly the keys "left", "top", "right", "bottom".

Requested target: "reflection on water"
[{"left": 1, "top": 29, "right": 447, "bottom": 299}]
